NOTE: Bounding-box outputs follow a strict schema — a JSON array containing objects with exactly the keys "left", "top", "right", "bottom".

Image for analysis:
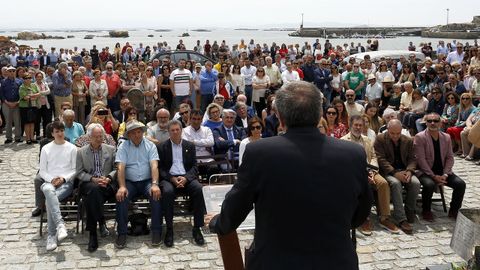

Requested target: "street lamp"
[{"left": 446, "top": 8, "right": 449, "bottom": 25}]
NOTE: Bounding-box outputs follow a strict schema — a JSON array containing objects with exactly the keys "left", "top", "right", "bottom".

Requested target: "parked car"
[
  {"left": 344, "top": 50, "right": 426, "bottom": 63},
  {"left": 150, "top": 50, "right": 216, "bottom": 65}
]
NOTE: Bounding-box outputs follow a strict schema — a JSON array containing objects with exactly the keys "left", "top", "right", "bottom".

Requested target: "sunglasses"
[
  {"left": 326, "top": 111, "right": 337, "bottom": 115},
  {"left": 346, "top": 95, "right": 354, "bottom": 97},
  {"left": 179, "top": 111, "right": 189, "bottom": 116},
  {"left": 250, "top": 125, "right": 262, "bottom": 130},
  {"left": 129, "top": 112, "right": 137, "bottom": 115},
  {"left": 426, "top": 119, "right": 440, "bottom": 123},
  {"left": 462, "top": 97, "right": 471, "bottom": 100}
]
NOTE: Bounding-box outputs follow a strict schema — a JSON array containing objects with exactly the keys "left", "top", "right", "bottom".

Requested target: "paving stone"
[
  {"left": 77, "top": 260, "right": 99, "bottom": 268},
  {"left": 375, "top": 263, "right": 393, "bottom": 269},
  {"left": 101, "top": 259, "right": 122, "bottom": 267},
  {"left": 189, "top": 261, "right": 211, "bottom": 269},
  {"left": 377, "top": 245, "right": 397, "bottom": 251},
  {"left": 372, "top": 252, "right": 396, "bottom": 261},
  {"left": 150, "top": 255, "right": 170, "bottom": 264},
  {"left": 172, "top": 254, "right": 192, "bottom": 262},
  {"left": 123, "top": 258, "right": 146, "bottom": 266},
  {"left": 197, "top": 252, "right": 218, "bottom": 260},
  {"left": 395, "top": 250, "right": 420, "bottom": 259}
]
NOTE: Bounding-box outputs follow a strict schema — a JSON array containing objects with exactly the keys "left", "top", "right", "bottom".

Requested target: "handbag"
[{"left": 468, "top": 120, "right": 480, "bottom": 148}]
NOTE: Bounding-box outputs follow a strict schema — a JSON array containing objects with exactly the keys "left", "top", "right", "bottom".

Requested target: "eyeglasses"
[
  {"left": 129, "top": 112, "right": 137, "bottom": 115},
  {"left": 250, "top": 125, "right": 262, "bottom": 130},
  {"left": 224, "top": 116, "right": 235, "bottom": 119},
  {"left": 107, "top": 67, "right": 113, "bottom": 70},
  {"left": 426, "top": 119, "right": 440, "bottom": 123},
  {"left": 345, "top": 95, "right": 354, "bottom": 97},
  {"left": 447, "top": 97, "right": 455, "bottom": 100},
  {"left": 326, "top": 111, "right": 337, "bottom": 115},
  {"left": 179, "top": 111, "right": 189, "bottom": 116},
  {"left": 432, "top": 92, "right": 441, "bottom": 95},
  {"left": 210, "top": 110, "right": 220, "bottom": 114}
]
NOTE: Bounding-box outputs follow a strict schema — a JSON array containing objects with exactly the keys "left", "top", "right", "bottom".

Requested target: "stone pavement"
[{"left": 0, "top": 135, "right": 478, "bottom": 270}]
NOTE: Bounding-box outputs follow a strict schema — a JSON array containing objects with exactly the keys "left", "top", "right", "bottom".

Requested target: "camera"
[{"left": 97, "top": 109, "right": 108, "bottom": 116}]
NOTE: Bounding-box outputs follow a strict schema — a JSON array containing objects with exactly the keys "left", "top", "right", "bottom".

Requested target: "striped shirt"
[{"left": 170, "top": 68, "right": 192, "bottom": 96}]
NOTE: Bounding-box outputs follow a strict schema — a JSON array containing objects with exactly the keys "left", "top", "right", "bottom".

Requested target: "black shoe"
[
  {"left": 192, "top": 227, "right": 205, "bottom": 246},
  {"left": 405, "top": 209, "right": 416, "bottom": 223},
  {"left": 164, "top": 228, "right": 174, "bottom": 247},
  {"left": 88, "top": 233, "right": 98, "bottom": 252},
  {"left": 26, "top": 140, "right": 32, "bottom": 145},
  {"left": 99, "top": 223, "right": 110, "bottom": 237},
  {"left": 31, "top": 208, "right": 42, "bottom": 217},
  {"left": 31, "top": 140, "right": 38, "bottom": 144},
  {"left": 152, "top": 232, "right": 161, "bottom": 247},
  {"left": 15, "top": 139, "right": 23, "bottom": 143},
  {"left": 115, "top": 234, "right": 126, "bottom": 249},
  {"left": 4, "top": 139, "right": 12, "bottom": 144}
]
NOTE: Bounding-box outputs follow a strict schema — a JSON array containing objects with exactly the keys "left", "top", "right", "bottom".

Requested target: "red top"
[
  {"left": 218, "top": 83, "right": 229, "bottom": 99},
  {"left": 101, "top": 73, "right": 121, "bottom": 98},
  {"left": 326, "top": 123, "right": 347, "bottom": 139},
  {"left": 102, "top": 120, "right": 113, "bottom": 135},
  {"left": 278, "top": 48, "right": 288, "bottom": 59},
  {"left": 296, "top": 68, "right": 304, "bottom": 79}
]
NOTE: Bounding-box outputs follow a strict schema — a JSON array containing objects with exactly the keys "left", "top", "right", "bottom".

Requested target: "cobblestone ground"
[{"left": 0, "top": 134, "right": 478, "bottom": 270}]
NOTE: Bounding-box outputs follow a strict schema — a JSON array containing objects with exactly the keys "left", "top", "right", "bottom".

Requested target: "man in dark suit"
[
  {"left": 213, "top": 109, "right": 246, "bottom": 158},
  {"left": 234, "top": 102, "right": 250, "bottom": 131},
  {"left": 157, "top": 120, "right": 206, "bottom": 247},
  {"left": 113, "top": 98, "right": 130, "bottom": 124},
  {"left": 314, "top": 58, "right": 333, "bottom": 105},
  {"left": 39, "top": 51, "right": 51, "bottom": 70},
  {"left": 76, "top": 123, "right": 117, "bottom": 252},
  {"left": 207, "top": 81, "right": 372, "bottom": 270}
]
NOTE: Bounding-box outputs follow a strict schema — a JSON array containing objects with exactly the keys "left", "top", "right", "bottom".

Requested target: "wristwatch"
[{"left": 152, "top": 181, "right": 159, "bottom": 186}]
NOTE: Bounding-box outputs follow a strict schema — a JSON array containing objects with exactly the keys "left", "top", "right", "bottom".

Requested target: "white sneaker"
[
  {"left": 46, "top": 235, "right": 57, "bottom": 251},
  {"left": 56, "top": 223, "right": 68, "bottom": 242}
]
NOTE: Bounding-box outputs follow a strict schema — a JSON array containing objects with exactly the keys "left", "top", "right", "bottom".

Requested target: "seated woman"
[
  {"left": 441, "top": 91, "right": 460, "bottom": 131},
  {"left": 361, "top": 114, "right": 377, "bottom": 143},
  {"left": 87, "top": 105, "right": 119, "bottom": 136},
  {"left": 331, "top": 98, "right": 349, "bottom": 128},
  {"left": 460, "top": 107, "right": 480, "bottom": 162},
  {"left": 446, "top": 93, "right": 475, "bottom": 154},
  {"left": 387, "top": 83, "right": 402, "bottom": 111},
  {"left": 365, "top": 102, "right": 383, "bottom": 134},
  {"left": 239, "top": 116, "right": 264, "bottom": 166},
  {"left": 324, "top": 105, "right": 348, "bottom": 139},
  {"left": 117, "top": 106, "right": 139, "bottom": 140},
  {"left": 203, "top": 103, "right": 223, "bottom": 131},
  {"left": 402, "top": 89, "right": 428, "bottom": 135}
]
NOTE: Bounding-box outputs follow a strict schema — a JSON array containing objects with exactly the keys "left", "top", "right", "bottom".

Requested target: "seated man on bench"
[
  {"left": 76, "top": 123, "right": 117, "bottom": 252},
  {"left": 115, "top": 120, "right": 162, "bottom": 248},
  {"left": 39, "top": 121, "right": 77, "bottom": 251},
  {"left": 158, "top": 120, "right": 206, "bottom": 247}
]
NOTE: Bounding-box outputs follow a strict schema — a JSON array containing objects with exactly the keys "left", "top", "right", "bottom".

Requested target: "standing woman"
[
  {"left": 34, "top": 72, "right": 52, "bottom": 139},
  {"left": 137, "top": 68, "right": 157, "bottom": 122},
  {"left": 19, "top": 74, "right": 40, "bottom": 144},
  {"left": 239, "top": 117, "right": 264, "bottom": 166},
  {"left": 88, "top": 70, "right": 108, "bottom": 106},
  {"left": 330, "top": 64, "right": 343, "bottom": 100},
  {"left": 72, "top": 71, "right": 88, "bottom": 124},
  {"left": 114, "top": 43, "right": 122, "bottom": 63},
  {"left": 375, "top": 61, "right": 394, "bottom": 84},
  {"left": 252, "top": 67, "right": 270, "bottom": 117},
  {"left": 158, "top": 65, "right": 173, "bottom": 112},
  {"left": 230, "top": 64, "right": 245, "bottom": 96}
]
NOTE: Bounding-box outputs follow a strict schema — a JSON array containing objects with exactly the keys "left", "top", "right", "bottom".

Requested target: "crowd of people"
[{"left": 0, "top": 37, "right": 479, "bottom": 251}]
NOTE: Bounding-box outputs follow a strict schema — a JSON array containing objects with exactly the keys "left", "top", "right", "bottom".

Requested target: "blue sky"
[{"left": 1, "top": 0, "right": 478, "bottom": 29}]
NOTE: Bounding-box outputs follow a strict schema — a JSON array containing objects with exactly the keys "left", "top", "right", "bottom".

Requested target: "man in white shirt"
[
  {"left": 400, "top": 81, "right": 414, "bottom": 113},
  {"left": 264, "top": 56, "right": 282, "bottom": 91},
  {"left": 446, "top": 43, "right": 465, "bottom": 64},
  {"left": 241, "top": 59, "right": 257, "bottom": 105},
  {"left": 365, "top": 74, "right": 382, "bottom": 105},
  {"left": 344, "top": 89, "right": 365, "bottom": 117},
  {"left": 182, "top": 110, "right": 214, "bottom": 163},
  {"left": 281, "top": 62, "right": 300, "bottom": 85},
  {"left": 39, "top": 121, "right": 77, "bottom": 251},
  {"left": 147, "top": 108, "right": 170, "bottom": 145},
  {"left": 170, "top": 59, "right": 193, "bottom": 108}
]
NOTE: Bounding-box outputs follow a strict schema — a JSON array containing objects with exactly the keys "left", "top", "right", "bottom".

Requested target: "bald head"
[
  {"left": 387, "top": 119, "right": 403, "bottom": 143},
  {"left": 156, "top": 108, "right": 170, "bottom": 129},
  {"left": 237, "top": 94, "right": 247, "bottom": 103}
]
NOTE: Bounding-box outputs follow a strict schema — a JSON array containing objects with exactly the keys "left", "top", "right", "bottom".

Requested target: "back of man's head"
[{"left": 275, "top": 81, "right": 321, "bottom": 128}]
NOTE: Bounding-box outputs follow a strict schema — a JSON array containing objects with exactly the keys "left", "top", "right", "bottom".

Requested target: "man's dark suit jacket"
[
  {"left": 234, "top": 115, "right": 250, "bottom": 131},
  {"left": 157, "top": 139, "right": 198, "bottom": 182},
  {"left": 113, "top": 110, "right": 126, "bottom": 124},
  {"left": 213, "top": 124, "right": 246, "bottom": 155},
  {"left": 374, "top": 132, "right": 416, "bottom": 177},
  {"left": 39, "top": 55, "right": 50, "bottom": 70},
  {"left": 209, "top": 126, "right": 372, "bottom": 270}
]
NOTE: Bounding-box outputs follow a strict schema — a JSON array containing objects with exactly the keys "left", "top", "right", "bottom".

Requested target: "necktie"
[{"left": 226, "top": 129, "right": 234, "bottom": 141}]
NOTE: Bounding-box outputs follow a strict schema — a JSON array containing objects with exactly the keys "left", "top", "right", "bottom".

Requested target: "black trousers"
[
  {"left": 160, "top": 179, "right": 206, "bottom": 229},
  {"left": 80, "top": 181, "right": 116, "bottom": 232},
  {"left": 419, "top": 173, "right": 466, "bottom": 212},
  {"left": 35, "top": 105, "right": 53, "bottom": 137}
]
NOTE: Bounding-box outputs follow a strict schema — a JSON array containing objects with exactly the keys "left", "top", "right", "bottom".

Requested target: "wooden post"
[{"left": 218, "top": 231, "right": 245, "bottom": 270}]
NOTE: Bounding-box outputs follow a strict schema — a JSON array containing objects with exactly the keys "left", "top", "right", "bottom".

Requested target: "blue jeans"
[
  {"left": 41, "top": 182, "right": 74, "bottom": 236},
  {"left": 175, "top": 95, "right": 190, "bottom": 109},
  {"left": 200, "top": 94, "right": 213, "bottom": 113},
  {"left": 116, "top": 180, "right": 162, "bottom": 235}
]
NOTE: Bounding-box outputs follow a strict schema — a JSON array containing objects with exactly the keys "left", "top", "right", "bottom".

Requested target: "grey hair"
[
  {"left": 206, "top": 103, "right": 223, "bottom": 118},
  {"left": 387, "top": 119, "right": 402, "bottom": 129},
  {"left": 58, "top": 62, "right": 68, "bottom": 70},
  {"left": 62, "top": 109, "right": 75, "bottom": 117},
  {"left": 86, "top": 123, "right": 105, "bottom": 137},
  {"left": 403, "top": 81, "right": 413, "bottom": 88},
  {"left": 166, "top": 119, "right": 182, "bottom": 130},
  {"left": 275, "top": 81, "right": 321, "bottom": 128},
  {"left": 234, "top": 102, "right": 247, "bottom": 111},
  {"left": 382, "top": 108, "right": 397, "bottom": 118},
  {"left": 222, "top": 109, "right": 237, "bottom": 117}
]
